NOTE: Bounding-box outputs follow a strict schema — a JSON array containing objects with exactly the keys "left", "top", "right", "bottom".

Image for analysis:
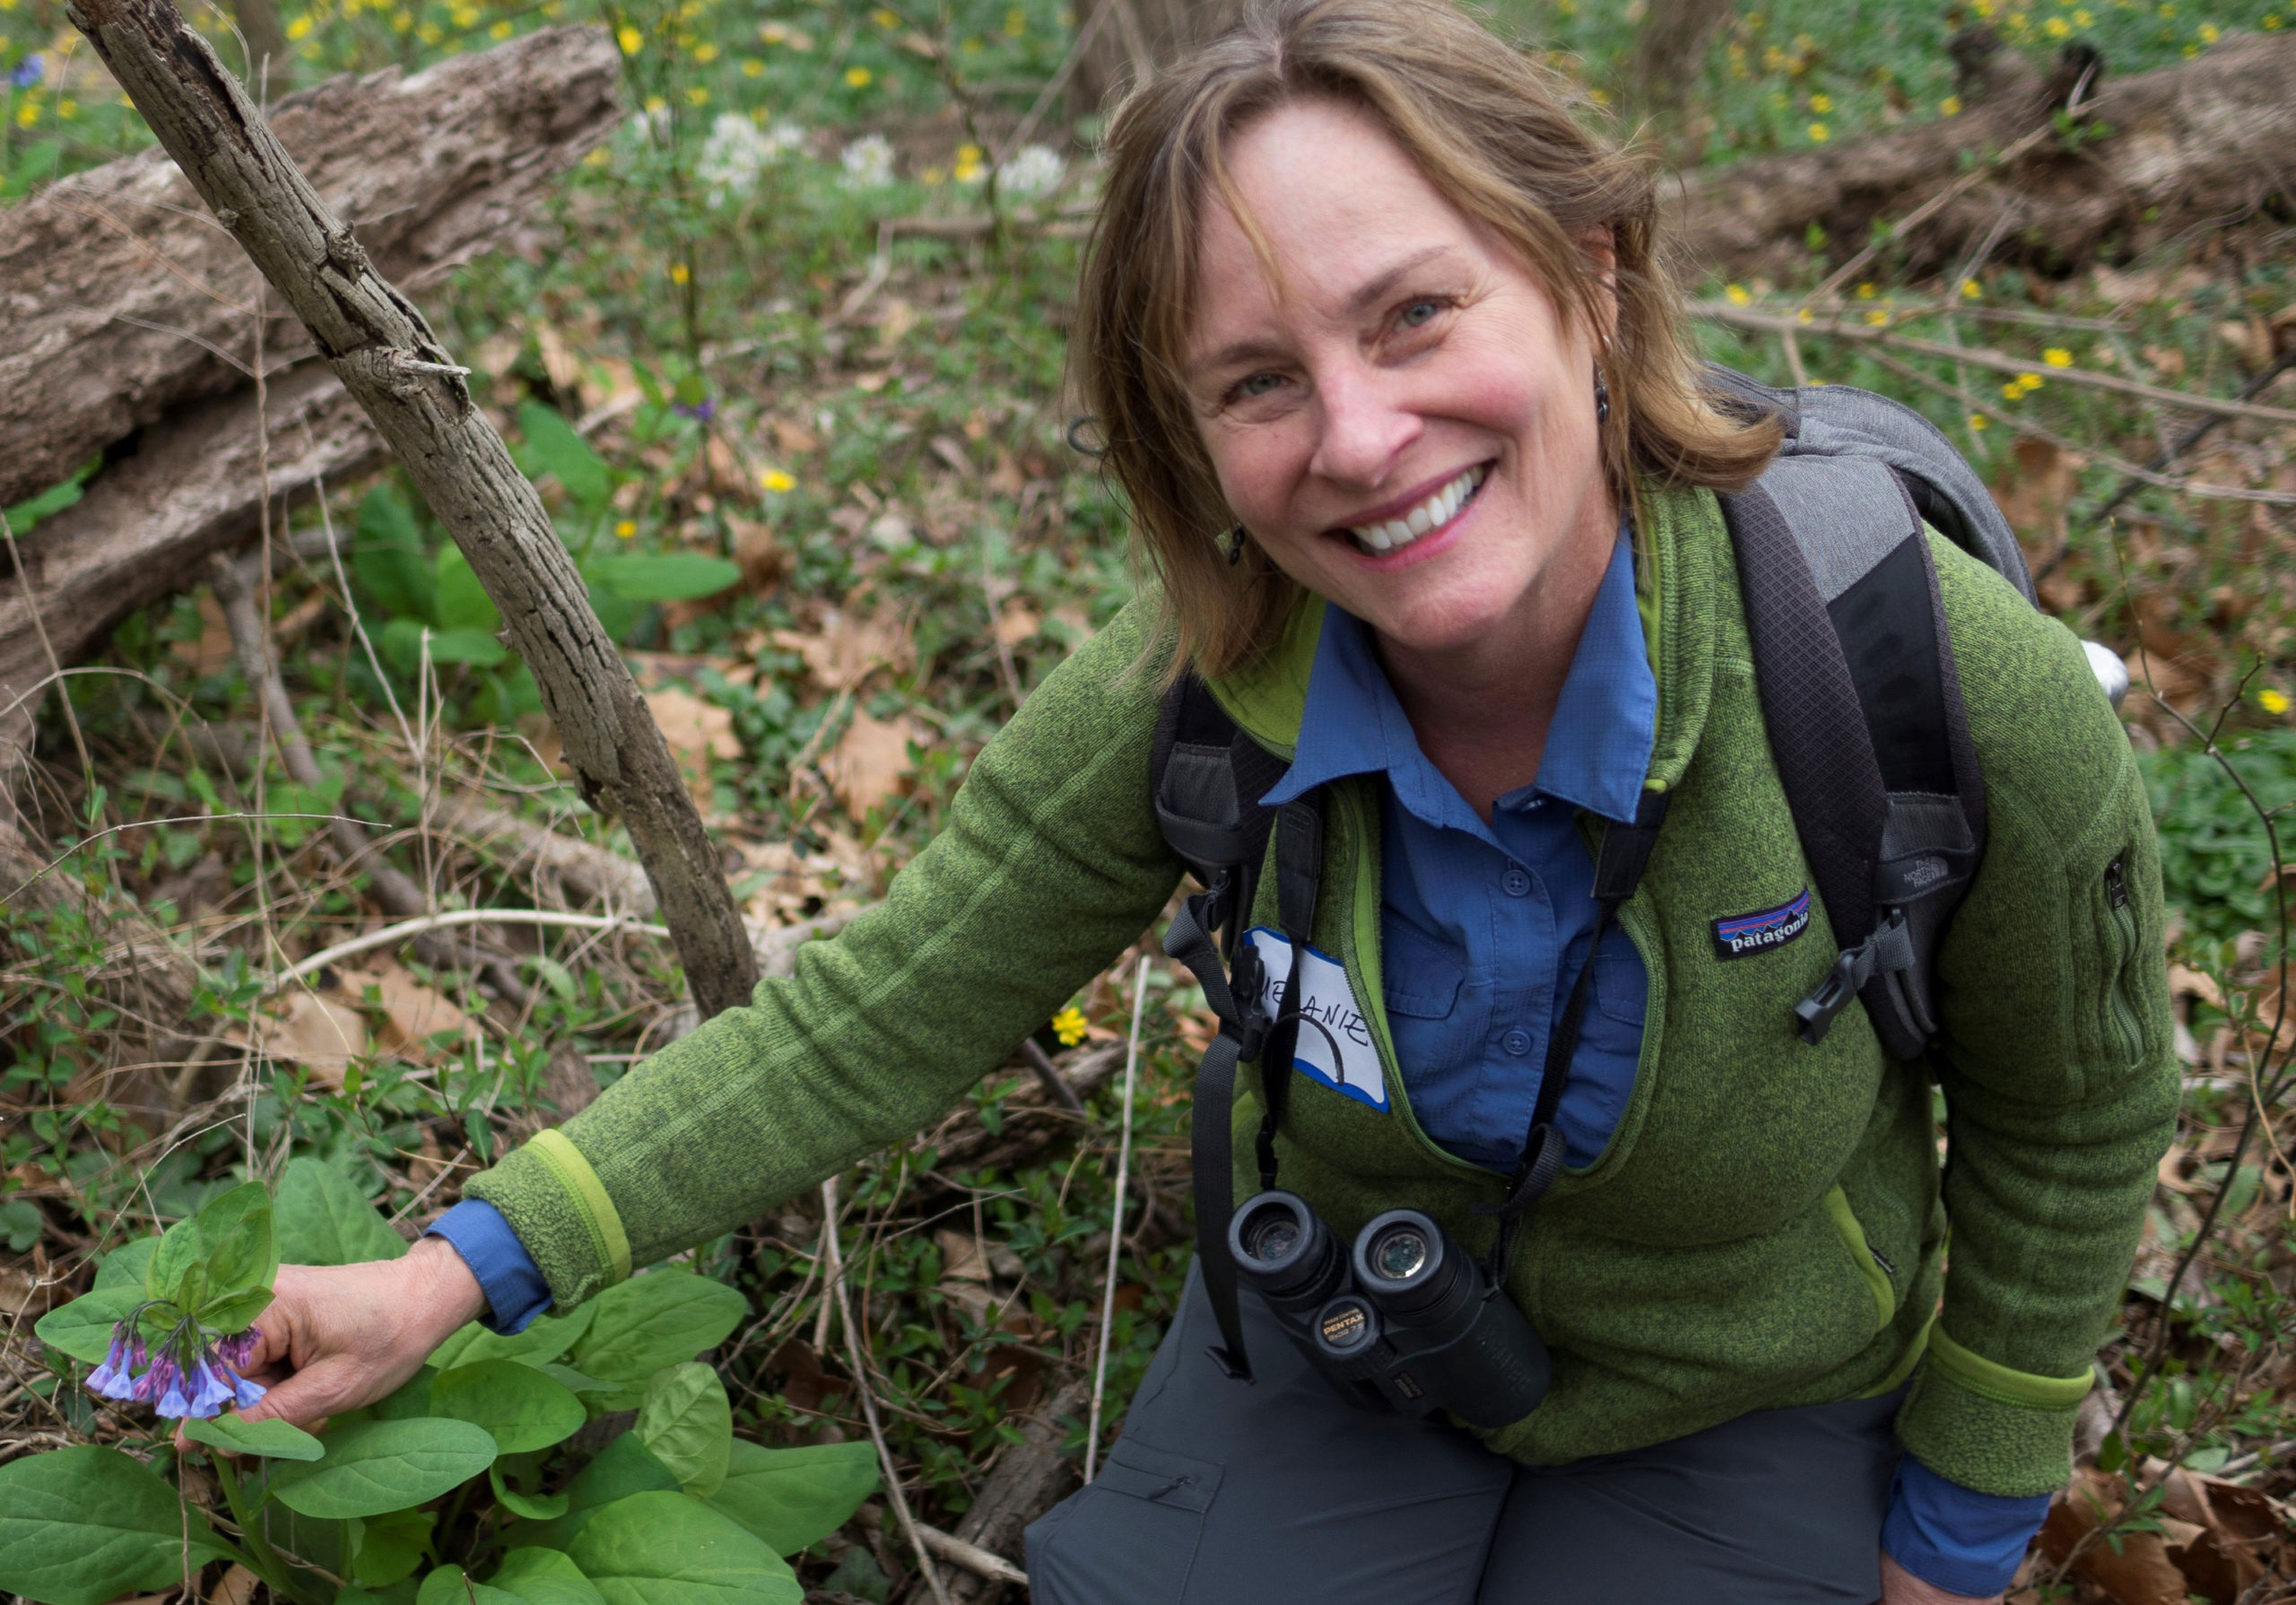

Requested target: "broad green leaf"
[
  {"left": 34, "top": 1286, "right": 139, "bottom": 1365},
  {"left": 636, "top": 1362, "right": 731, "bottom": 1497},
  {"left": 587, "top": 553, "right": 742, "bottom": 603},
  {"left": 491, "top": 1461, "right": 570, "bottom": 1521},
  {"left": 491, "top": 1547, "right": 608, "bottom": 1605},
  {"left": 518, "top": 402, "right": 613, "bottom": 511},
  {"left": 356, "top": 485, "right": 438, "bottom": 626},
  {"left": 705, "top": 1440, "right": 878, "bottom": 1557},
  {"left": 192, "top": 1181, "right": 276, "bottom": 1307},
  {"left": 373, "top": 1367, "right": 437, "bottom": 1420},
  {"left": 569, "top": 1491, "right": 800, "bottom": 1605},
  {"left": 91, "top": 1236, "right": 159, "bottom": 1289},
  {"left": 418, "top": 1564, "right": 520, "bottom": 1605},
  {"left": 431, "top": 1301, "right": 596, "bottom": 1371},
  {"left": 587, "top": 581, "right": 638, "bottom": 643},
  {"left": 0, "top": 1445, "right": 232, "bottom": 1605},
  {"left": 350, "top": 1506, "right": 434, "bottom": 1588},
  {"left": 432, "top": 1359, "right": 586, "bottom": 1454},
  {"left": 146, "top": 1206, "right": 210, "bottom": 1310},
  {"left": 517, "top": 1435, "right": 679, "bottom": 1549},
  {"left": 424, "top": 626, "right": 509, "bottom": 667},
  {"left": 1, "top": 1197, "right": 43, "bottom": 1252},
  {"left": 197, "top": 1284, "right": 274, "bottom": 1336},
  {"left": 266, "top": 1417, "right": 497, "bottom": 1519},
  {"left": 274, "top": 1157, "right": 407, "bottom": 1268},
  {"left": 539, "top": 1362, "right": 613, "bottom": 1397},
  {"left": 186, "top": 1411, "right": 325, "bottom": 1461},
  {"left": 433, "top": 548, "right": 502, "bottom": 635},
  {"left": 568, "top": 1271, "right": 747, "bottom": 1387},
  {"left": 338, "top": 1584, "right": 422, "bottom": 1605}
]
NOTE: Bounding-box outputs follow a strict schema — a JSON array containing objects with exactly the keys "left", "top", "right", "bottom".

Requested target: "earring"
[
  {"left": 1226, "top": 524, "right": 1248, "bottom": 566},
  {"left": 1594, "top": 364, "right": 1612, "bottom": 425}
]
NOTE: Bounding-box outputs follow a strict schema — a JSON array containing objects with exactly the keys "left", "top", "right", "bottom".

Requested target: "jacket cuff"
[
  {"left": 461, "top": 1130, "right": 631, "bottom": 1309},
  {"left": 1894, "top": 1328, "right": 2093, "bottom": 1497}
]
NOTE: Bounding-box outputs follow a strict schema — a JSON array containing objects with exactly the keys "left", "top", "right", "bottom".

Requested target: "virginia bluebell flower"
[
  {"left": 7, "top": 54, "right": 43, "bottom": 89},
  {"left": 87, "top": 1305, "right": 266, "bottom": 1418},
  {"left": 672, "top": 397, "right": 717, "bottom": 422}
]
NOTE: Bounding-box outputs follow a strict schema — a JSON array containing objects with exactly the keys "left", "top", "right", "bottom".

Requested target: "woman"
[{"left": 227, "top": 2, "right": 2177, "bottom": 1599}]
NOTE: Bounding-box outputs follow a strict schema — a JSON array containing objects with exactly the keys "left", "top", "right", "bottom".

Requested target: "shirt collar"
[{"left": 1263, "top": 519, "right": 1656, "bottom": 828}]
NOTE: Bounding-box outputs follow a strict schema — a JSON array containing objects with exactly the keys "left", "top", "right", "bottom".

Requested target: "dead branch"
[
  {"left": 432, "top": 791, "right": 660, "bottom": 915},
  {"left": 0, "top": 25, "right": 622, "bottom": 510},
  {"left": 1673, "top": 30, "right": 2296, "bottom": 279},
  {"left": 68, "top": 0, "right": 760, "bottom": 1019},
  {"left": 923, "top": 1376, "right": 1087, "bottom": 1604}
]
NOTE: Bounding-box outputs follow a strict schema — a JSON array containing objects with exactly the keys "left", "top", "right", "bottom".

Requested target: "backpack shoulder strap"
[
  {"left": 1152, "top": 672, "right": 1288, "bottom": 915},
  {"left": 1723, "top": 455, "right": 1987, "bottom": 1060}
]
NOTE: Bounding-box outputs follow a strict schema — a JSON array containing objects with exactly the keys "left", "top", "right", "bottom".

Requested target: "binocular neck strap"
[{"left": 1479, "top": 787, "right": 1672, "bottom": 1281}]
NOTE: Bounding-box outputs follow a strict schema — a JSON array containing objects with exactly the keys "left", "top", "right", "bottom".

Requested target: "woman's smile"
[{"left": 1335, "top": 461, "right": 1489, "bottom": 560}]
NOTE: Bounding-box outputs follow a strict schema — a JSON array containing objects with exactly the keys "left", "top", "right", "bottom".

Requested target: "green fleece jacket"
[{"left": 466, "top": 484, "right": 2178, "bottom": 1498}]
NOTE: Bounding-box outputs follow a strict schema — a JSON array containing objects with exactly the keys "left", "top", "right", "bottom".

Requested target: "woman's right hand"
[{"left": 196, "top": 1235, "right": 490, "bottom": 1438}]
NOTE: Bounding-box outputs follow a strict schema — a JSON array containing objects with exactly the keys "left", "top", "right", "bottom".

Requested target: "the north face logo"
[{"left": 1712, "top": 888, "right": 1813, "bottom": 960}]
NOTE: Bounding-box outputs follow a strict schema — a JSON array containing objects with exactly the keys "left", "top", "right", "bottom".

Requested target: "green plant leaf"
[
  {"left": 432, "top": 1359, "right": 587, "bottom": 1454},
  {"left": 146, "top": 1205, "right": 211, "bottom": 1310},
  {"left": 274, "top": 1157, "right": 407, "bottom": 1268},
  {"left": 0, "top": 1445, "right": 233, "bottom": 1605},
  {"left": 517, "top": 402, "right": 613, "bottom": 511},
  {"left": 569, "top": 1490, "right": 801, "bottom": 1605},
  {"left": 355, "top": 484, "right": 438, "bottom": 625},
  {"left": 587, "top": 554, "right": 742, "bottom": 603},
  {"left": 490, "top": 1547, "right": 608, "bottom": 1605},
  {"left": 431, "top": 1301, "right": 596, "bottom": 1371},
  {"left": 517, "top": 1434, "right": 680, "bottom": 1549},
  {"left": 192, "top": 1181, "right": 276, "bottom": 1308},
  {"left": 586, "top": 580, "right": 638, "bottom": 643},
  {"left": 92, "top": 1236, "right": 160, "bottom": 1290},
  {"left": 350, "top": 1506, "right": 435, "bottom": 1588},
  {"left": 705, "top": 1440, "right": 878, "bottom": 1557},
  {"left": 186, "top": 1411, "right": 325, "bottom": 1461},
  {"left": 491, "top": 1461, "right": 570, "bottom": 1521},
  {"left": 419, "top": 1564, "right": 522, "bottom": 1605},
  {"left": 636, "top": 1362, "right": 732, "bottom": 1497},
  {"left": 568, "top": 1271, "right": 747, "bottom": 1388},
  {"left": 266, "top": 1417, "right": 498, "bottom": 1519},
  {"left": 0, "top": 1197, "right": 40, "bottom": 1252},
  {"left": 423, "top": 627, "right": 510, "bottom": 667},
  {"left": 434, "top": 548, "right": 502, "bottom": 635},
  {"left": 370, "top": 1367, "right": 437, "bottom": 1420},
  {"left": 33, "top": 1286, "right": 140, "bottom": 1365},
  {"left": 197, "top": 1285, "right": 274, "bottom": 1336}
]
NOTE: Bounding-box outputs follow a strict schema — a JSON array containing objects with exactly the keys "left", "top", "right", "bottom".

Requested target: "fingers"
[{"left": 239, "top": 1356, "right": 367, "bottom": 1430}]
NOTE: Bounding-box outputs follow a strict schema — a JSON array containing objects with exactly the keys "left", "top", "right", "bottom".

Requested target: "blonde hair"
[{"left": 1074, "top": 0, "right": 1781, "bottom": 678}]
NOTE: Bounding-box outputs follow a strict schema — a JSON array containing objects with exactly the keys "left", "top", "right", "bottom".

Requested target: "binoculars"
[{"left": 1227, "top": 1191, "right": 1551, "bottom": 1429}]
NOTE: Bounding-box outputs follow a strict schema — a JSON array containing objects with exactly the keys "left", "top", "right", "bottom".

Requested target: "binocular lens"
[
  {"left": 1241, "top": 1214, "right": 1300, "bottom": 1262},
  {"left": 1370, "top": 1225, "right": 1430, "bottom": 1282}
]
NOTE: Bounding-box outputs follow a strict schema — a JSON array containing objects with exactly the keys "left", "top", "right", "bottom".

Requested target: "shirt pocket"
[
  {"left": 1383, "top": 920, "right": 1466, "bottom": 1020},
  {"left": 1590, "top": 927, "right": 1648, "bottom": 1029}
]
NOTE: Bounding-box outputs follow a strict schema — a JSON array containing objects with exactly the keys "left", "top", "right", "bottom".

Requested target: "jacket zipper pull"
[{"left": 2105, "top": 856, "right": 2128, "bottom": 910}]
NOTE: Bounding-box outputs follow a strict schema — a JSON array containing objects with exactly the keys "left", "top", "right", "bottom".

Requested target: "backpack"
[{"left": 1152, "top": 368, "right": 2089, "bottom": 1383}]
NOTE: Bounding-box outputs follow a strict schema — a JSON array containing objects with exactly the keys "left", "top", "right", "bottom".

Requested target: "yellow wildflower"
[
  {"left": 670, "top": 262, "right": 691, "bottom": 284},
  {"left": 2198, "top": 21, "right": 2220, "bottom": 39},
  {"left": 1960, "top": 277, "right": 1982, "bottom": 300},
  {"left": 615, "top": 519, "right": 638, "bottom": 538},
  {"left": 1004, "top": 4, "right": 1026, "bottom": 32},
  {"left": 920, "top": 164, "right": 945, "bottom": 184},
  {"left": 1051, "top": 1006, "right": 1088, "bottom": 1048},
  {"left": 1866, "top": 309, "right": 1890, "bottom": 327},
  {"left": 2073, "top": 7, "right": 2093, "bottom": 22},
  {"left": 693, "top": 39, "right": 718, "bottom": 60},
  {"left": 616, "top": 22, "right": 642, "bottom": 53},
  {"left": 761, "top": 467, "right": 796, "bottom": 493},
  {"left": 685, "top": 85, "right": 709, "bottom": 105},
  {"left": 286, "top": 13, "right": 312, "bottom": 36},
  {"left": 844, "top": 65, "right": 872, "bottom": 87},
  {"left": 872, "top": 4, "right": 898, "bottom": 21},
  {"left": 1796, "top": 307, "right": 1815, "bottom": 325},
  {"left": 1940, "top": 94, "right": 1962, "bottom": 115},
  {"left": 56, "top": 98, "right": 74, "bottom": 118},
  {"left": 416, "top": 19, "right": 441, "bottom": 40},
  {"left": 2044, "top": 14, "right": 2070, "bottom": 35},
  {"left": 645, "top": 94, "right": 666, "bottom": 113},
  {"left": 1726, "top": 283, "right": 1752, "bottom": 306},
  {"left": 2043, "top": 347, "right": 2074, "bottom": 367},
  {"left": 1807, "top": 121, "right": 1829, "bottom": 142},
  {"left": 1968, "top": 413, "right": 1989, "bottom": 431},
  {"left": 1857, "top": 282, "right": 1877, "bottom": 299},
  {"left": 15, "top": 100, "right": 37, "bottom": 127},
  {"left": 2261, "top": 688, "right": 2292, "bottom": 715},
  {"left": 490, "top": 19, "right": 511, "bottom": 38},
  {"left": 1810, "top": 92, "right": 1833, "bottom": 111}
]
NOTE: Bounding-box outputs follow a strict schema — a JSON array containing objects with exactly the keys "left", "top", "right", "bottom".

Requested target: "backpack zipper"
[{"left": 2103, "top": 856, "right": 2144, "bottom": 1069}]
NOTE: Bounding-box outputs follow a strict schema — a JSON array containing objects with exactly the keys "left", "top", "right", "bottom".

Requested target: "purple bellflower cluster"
[
  {"left": 85, "top": 1306, "right": 265, "bottom": 1419},
  {"left": 7, "top": 53, "right": 43, "bottom": 89}
]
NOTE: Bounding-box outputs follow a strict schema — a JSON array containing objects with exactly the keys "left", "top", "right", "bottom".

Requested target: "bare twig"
[
  {"left": 916, "top": 1524, "right": 1029, "bottom": 1588},
  {"left": 1017, "top": 1038, "right": 1089, "bottom": 1117},
  {"left": 1085, "top": 956, "right": 1150, "bottom": 1484}
]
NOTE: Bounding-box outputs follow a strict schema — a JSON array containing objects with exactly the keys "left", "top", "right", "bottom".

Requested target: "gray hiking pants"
[{"left": 1025, "top": 1264, "right": 1902, "bottom": 1604}]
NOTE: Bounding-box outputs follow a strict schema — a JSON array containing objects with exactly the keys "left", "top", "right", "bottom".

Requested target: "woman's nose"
[{"left": 1307, "top": 362, "right": 1420, "bottom": 488}]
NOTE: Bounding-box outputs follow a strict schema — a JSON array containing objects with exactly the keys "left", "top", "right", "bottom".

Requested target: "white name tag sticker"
[{"left": 1241, "top": 927, "right": 1389, "bottom": 1112}]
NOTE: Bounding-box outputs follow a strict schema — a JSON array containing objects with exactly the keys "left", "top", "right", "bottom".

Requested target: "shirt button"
[
  {"left": 1501, "top": 866, "right": 1533, "bottom": 897},
  {"left": 1502, "top": 1029, "right": 1534, "bottom": 1057}
]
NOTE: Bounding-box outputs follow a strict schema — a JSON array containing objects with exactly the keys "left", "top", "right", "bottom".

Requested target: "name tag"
[{"left": 1241, "top": 928, "right": 1389, "bottom": 1111}]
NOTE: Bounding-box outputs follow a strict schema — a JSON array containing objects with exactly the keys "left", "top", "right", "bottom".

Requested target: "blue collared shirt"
[{"left": 430, "top": 518, "right": 2042, "bottom": 1589}]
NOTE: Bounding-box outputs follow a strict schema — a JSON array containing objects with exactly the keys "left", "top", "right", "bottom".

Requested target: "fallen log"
[
  {"left": 923, "top": 1376, "right": 1088, "bottom": 1604},
  {"left": 1672, "top": 29, "right": 2296, "bottom": 280},
  {"left": 70, "top": 0, "right": 759, "bottom": 1019},
  {"left": 0, "top": 362, "right": 379, "bottom": 771},
  {"left": 0, "top": 23, "right": 622, "bottom": 509}
]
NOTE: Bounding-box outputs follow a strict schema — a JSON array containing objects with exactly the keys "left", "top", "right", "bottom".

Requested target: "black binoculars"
[{"left": 1227, "top": 1191, "right": 1551, "bottom": 1429}]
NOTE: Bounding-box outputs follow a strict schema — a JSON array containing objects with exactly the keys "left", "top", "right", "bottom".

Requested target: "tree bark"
[
  {"left": 65, "top": 0, "right": 760, "bottom": 1021},
  {"left": 0, "top": 363, "right": 381, "bottom": 771},
  {"left": 0, "top": 24, "right": 621, "bottom": 509},
  {"left": 1672, "top": 30, "right": 2296, "bottom": 280}
]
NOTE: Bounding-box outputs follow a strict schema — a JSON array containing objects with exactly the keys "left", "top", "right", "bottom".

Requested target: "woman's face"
[{"left": 1184, "top": 98, "right": 1615, "bottom": 659}]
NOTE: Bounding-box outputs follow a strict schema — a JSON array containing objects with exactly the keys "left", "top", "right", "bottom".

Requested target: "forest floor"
[{"left": 3, "top": 0, "right": 2295, "bottom": 1595}]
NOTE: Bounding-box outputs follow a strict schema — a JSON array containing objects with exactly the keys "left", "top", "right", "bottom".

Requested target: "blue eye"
[
  {"left": 1398, "top": 298, "right": 1443, "bottom": 328},
  {"left": 1237, "top": 372, "right": 1285, "bottom": 398}
]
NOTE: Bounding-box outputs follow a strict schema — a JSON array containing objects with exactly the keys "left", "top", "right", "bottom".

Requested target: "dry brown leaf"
[
  {"left": 995, "top": 605, "right": 1040, "bottom": 648},
  {"left": 2039, "top": 1469, "right": 2198, "bottom": 1605},
  {"left": 644, "top": 686, "right": 743, "bottom": 795},
  {"left": 822, "top": 708, "right": 918, "bottom": 818},
  {"left": 770, "top": 416, "right": 821, "bottom": 456},
  {"left": 732, "top": 517, "right": 787, "bottom": 595},
  {"left": 333, "top": 960, "right": 473, "bottom": 1060},
  {"left": 213, "top": 1561, "right": 265, "bottom": 1605},
  {"left": 172, "top": 591, "right": 236, "bottom": 676},
  {"left": 772, "top": 609, "right": 912, "bottom": 692},
  {"left": 250, "top": 989, "right": 370, "bottom": 1085},
  {"left": 583, "top": 357, "right": 643, "bottom": 416},
  {"left": 1990, "top": 436, "right": 2081, "bottom": 553},
  {"left": 937, "top": 1227, "right": 991, "bottom": 1283},
  {"left": 2166, "top": 964, "right": 2225, "bottom": 1010},
  {"left": 534, "top": 320, "right": 584, "bottom": 396}
]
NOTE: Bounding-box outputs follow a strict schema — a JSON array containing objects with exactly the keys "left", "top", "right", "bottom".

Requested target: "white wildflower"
[
  {"left": 839, "top": 132, "right": 897, "bottom": 189},
  {"left": 996, "top": 143, "right": 1065, "bottom": 201},
  {"left": 697, "top": 112, "right": 804, "bottom": 206}
]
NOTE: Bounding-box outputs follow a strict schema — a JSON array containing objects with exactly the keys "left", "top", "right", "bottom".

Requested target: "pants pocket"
[{"left": 1025, "top": 1439, "right": 1222, "bottom": 1605}]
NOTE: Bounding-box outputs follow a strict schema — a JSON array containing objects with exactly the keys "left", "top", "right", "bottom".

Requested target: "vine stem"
[{"left": 208, "top": 1451, "right": 317, "bottom": 1605}]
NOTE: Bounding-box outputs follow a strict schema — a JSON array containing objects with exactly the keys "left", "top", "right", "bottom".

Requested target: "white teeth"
[{"left": 1346, "top": 466, "right": 1483, "bottom": 556}]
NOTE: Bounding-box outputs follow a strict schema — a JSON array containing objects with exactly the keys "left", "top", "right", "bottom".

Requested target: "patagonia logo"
[{"left": 1712, "top": 888, "right": 1813, "bottom": 960}]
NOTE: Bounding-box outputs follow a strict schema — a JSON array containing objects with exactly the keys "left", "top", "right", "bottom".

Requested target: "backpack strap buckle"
[{"left": 1794, "top": 908, "right": 1916, "bottom": 1044}]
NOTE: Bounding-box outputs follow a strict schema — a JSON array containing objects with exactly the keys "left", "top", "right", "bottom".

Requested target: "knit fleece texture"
[{"left": 465, "top": 484, "right": 2177, "bottom": 1498}]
